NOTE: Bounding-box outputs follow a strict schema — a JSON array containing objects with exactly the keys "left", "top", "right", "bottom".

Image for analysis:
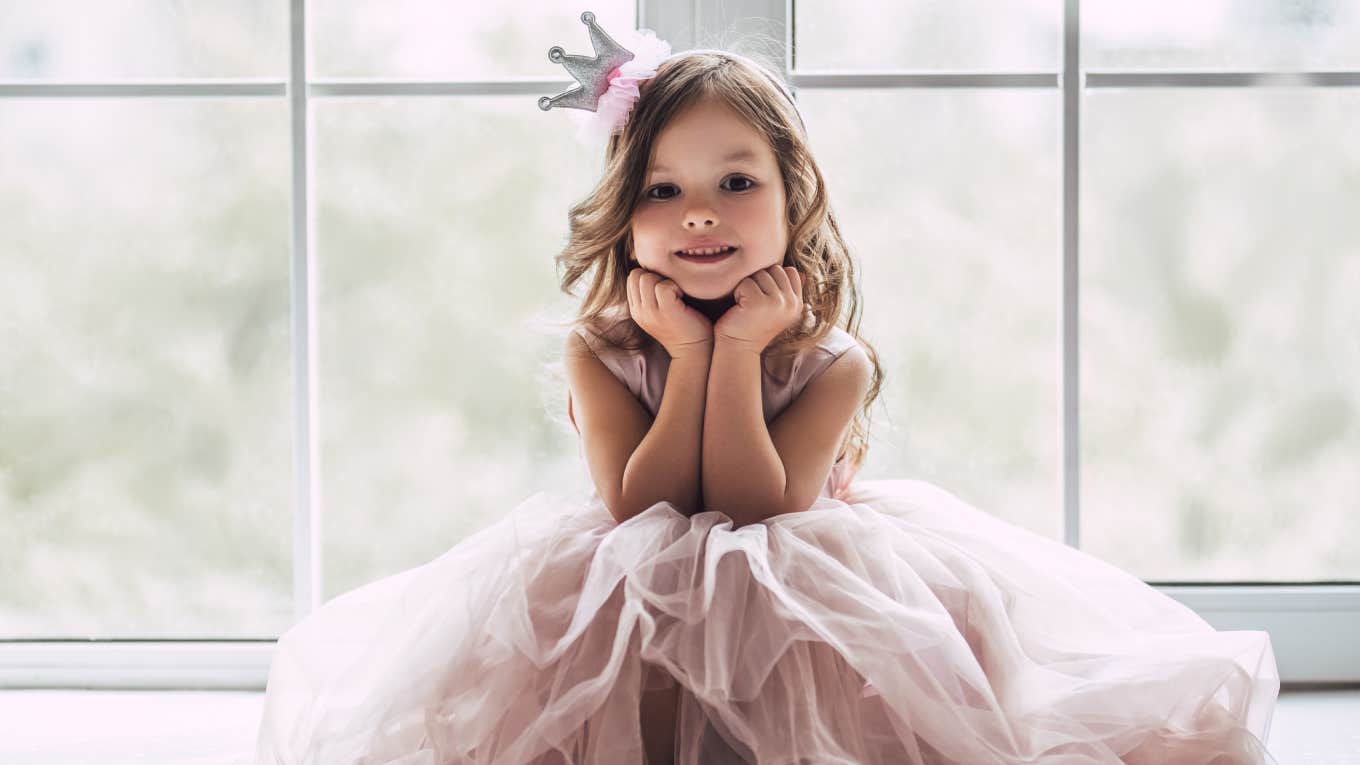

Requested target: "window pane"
[
  {"left": 0, "top": 100, "right": 293, "bottom": 638},
  {"left": 314, "top": 97, "right": 600, "bottom": 599},
  {"left": 312, "top": 1, "right": 635, "bottom": 79},
  {"left": 0, "top": 1, "right": 286, "bottom": 79},
  {"left": 799, "top": 89, "right": 1063, "bottom": 539},
  {"left": 794, "top": 0, "right": 1061, "bottom": 72},
  {"left": 1082, "top": 89, "right": 1360, "bottom": 581},
  {"left": 1085, "top": 0, "right": 1360, "bottom": 71}
]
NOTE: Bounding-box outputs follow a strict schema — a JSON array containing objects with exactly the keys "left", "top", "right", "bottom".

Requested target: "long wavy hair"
[{"left": 554, "top": 50, "right": 884, "bottom": 471}]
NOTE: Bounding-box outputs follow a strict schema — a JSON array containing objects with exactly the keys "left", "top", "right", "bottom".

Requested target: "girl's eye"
[
  {"left": 645, "top": 176, "right": 756, "bottom": 200},
  {"left": 726, "top": 176, "right": 755, "bottom": 192}
]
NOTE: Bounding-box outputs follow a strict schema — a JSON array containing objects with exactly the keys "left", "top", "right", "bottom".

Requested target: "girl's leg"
[{"left": 639, "top": 678, "right": 681, "bottom": 765}]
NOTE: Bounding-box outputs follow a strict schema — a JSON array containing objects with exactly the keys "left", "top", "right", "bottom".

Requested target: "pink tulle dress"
[{"left": 255, "top": 320, "right": 1280, "bottom": 765}]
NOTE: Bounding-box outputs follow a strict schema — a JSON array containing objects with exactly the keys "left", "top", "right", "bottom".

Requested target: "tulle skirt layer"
[{"left": 256, "top": 479, "right": 1280, "bottom": 765}]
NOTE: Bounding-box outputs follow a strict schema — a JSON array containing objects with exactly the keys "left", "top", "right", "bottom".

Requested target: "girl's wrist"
[
  {"left": 666, "top": 338, "right": 714, "bottom": 361},
  {"left": 714, "top": 333, "right": 766, "bottom": 357}
]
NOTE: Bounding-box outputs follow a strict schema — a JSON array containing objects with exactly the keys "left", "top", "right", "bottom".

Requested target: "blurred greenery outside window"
[{"left": 0, "top": 1, "right": 1355, "bottom": 645}]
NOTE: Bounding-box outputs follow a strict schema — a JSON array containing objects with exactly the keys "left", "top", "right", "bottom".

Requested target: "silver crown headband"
[{"left": 538, "top": 11, "right": 801, "bottom": 146}]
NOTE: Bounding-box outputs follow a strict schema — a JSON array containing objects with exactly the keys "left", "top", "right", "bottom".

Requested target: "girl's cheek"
[{"left": 632, "top": 204, "right": 663, "bottom": 226}]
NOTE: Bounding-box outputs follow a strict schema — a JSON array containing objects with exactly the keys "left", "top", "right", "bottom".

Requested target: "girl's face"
[{"left": 630, "top": 97, "right": 788, "bottom": 300}]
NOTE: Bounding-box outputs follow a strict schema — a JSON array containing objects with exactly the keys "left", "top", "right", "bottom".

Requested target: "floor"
[{"left": 1, "top": 688, "right": 1356, "bottom": 763}]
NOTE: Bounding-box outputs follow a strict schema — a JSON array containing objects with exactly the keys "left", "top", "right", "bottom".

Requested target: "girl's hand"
[
  {"left": 714, "top": 265, "right": 804, "bottom": 354},
  {"left": 627, "top": 267, "right": 714, "bottom": 358}
]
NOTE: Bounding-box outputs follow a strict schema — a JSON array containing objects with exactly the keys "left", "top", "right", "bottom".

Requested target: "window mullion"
[
  {"left": 288, "top": 0, "right": 321, "bottom": 623},
  {"left": 1061, "top": 0, "right": 1081, "bottom": 550},
  {"left": 640, "top": 0, "right": 697, "bottom": 52}
]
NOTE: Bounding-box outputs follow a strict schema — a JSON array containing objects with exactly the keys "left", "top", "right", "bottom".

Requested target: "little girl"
[{"left": 256, "top": 13, "right": 1280, "bottom": 765}]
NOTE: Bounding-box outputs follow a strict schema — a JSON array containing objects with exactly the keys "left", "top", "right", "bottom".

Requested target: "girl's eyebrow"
[{"left": 650, "top": 148, "right": 758, "bottom": 174}]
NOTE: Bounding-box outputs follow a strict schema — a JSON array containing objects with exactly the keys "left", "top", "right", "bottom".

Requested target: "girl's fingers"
[
  {"left": 655, "top": 278, "right": 677, "bottom": 312},
  {"left": 751, "top": 269, "right": 779, "bottom": 296},
  {"left": 782, "top": 266, "right": 802, "bottom": 300},
  {"left": 652, "top": 278, "right": 668, "bottom": 310},
  {"left": 766, "top": 265, "right": 792, "bottom": 295},
  {"left": 640, "top": 271, "right": 660, "bottom": 313},
  {"left": 633, "top": 268, "right": 648, "bottom": 314}
]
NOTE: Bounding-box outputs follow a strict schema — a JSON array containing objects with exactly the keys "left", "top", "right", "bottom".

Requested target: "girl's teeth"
[{"left": 682, "top": 247, "right": 731, "bottom": 256}]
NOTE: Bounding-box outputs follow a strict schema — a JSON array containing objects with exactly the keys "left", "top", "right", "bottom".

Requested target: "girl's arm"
[
  {"left": 619, "top": 344, "right": 712, "bottom": 520},
  {"left": 565, "top": 333, "right": 712, "bottom": 524},
  {"left": 701, "top": 337, "right": 785, "bottom": 524}
]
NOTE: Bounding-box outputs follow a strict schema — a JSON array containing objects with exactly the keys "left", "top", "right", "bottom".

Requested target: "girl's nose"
[{"left": 683, "top": 207, "right": 717, "bottom": 228}]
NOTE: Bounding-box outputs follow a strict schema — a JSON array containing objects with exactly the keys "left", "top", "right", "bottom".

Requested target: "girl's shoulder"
[
  {"left": 811, "top": 324, "right": 860, "bottom": 358},
  {"left": 569, "top": 311, "right": 663, "bottom": 399},
  {"left": 756, "top": 325, "right": 862, "bottom": 424},
  {"left": 766, "top": 324, "right": 860, "bottom": 388},
  {"left": 571, "top": 310, "right": 655, "bottom": 358}
]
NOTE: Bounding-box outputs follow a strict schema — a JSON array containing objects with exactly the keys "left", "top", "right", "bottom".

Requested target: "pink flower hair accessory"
[{"left": 538, "top": 11, "right": 672, "bottom": 146}]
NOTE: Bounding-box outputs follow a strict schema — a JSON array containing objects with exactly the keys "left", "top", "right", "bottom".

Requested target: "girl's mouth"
[{"left": 676, "top": 246, "right": 738, "bottom": 263}]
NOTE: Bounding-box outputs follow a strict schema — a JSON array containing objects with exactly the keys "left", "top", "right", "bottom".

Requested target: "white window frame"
[{"left": 0, "top": 0, "right": 1354, "bottom": 690}]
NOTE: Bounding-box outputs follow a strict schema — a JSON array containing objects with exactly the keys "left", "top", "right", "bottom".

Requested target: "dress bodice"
[{"left": 567, "top": 317, "right": 862, "bottom": 501}]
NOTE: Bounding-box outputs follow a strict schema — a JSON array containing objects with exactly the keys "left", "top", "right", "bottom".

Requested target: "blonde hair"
[{"left": 553, "top": 50, "right": 884, "bottom": 471}]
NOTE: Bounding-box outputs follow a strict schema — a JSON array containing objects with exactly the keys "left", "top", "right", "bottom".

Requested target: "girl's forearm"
[
  {"left": 701, "top": 337, "right": 786, "bottom": 526},
  {"left": 618, "top": 347, "right": 711, "bottom": 521}
]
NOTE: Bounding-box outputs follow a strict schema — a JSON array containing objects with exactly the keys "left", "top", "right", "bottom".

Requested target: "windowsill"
[{"left": 1, "top": 687, "right": 1356, "bottom": 763}]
